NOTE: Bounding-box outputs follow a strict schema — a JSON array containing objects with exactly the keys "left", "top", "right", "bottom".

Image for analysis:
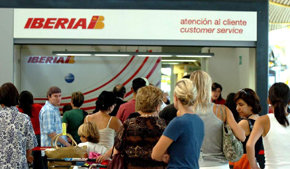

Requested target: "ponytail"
[
  {"left": 273, "top": 101, "right": 289, "bottom": 127},
  {"left": 269, "top": 82, "right": 290, "bottom": 127},
  {"left": 20, "top": 104, "right": 33, "bottom": 117}
]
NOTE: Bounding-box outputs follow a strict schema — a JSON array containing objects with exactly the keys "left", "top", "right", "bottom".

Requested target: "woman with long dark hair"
[
  {"left": 247, "top": 83, "right": 290, "bottom": 169},
  {"left": 85, "top": 91, "right": 122, "bottom": 150},
  {"left": 18, "top": 91, "right": 42, "bottom": 169},
  {"left": 19, "top": 91, "right": 42, "bottom": 139}
]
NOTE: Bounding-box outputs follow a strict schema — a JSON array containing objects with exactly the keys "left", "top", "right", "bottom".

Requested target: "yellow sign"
[{"left": 62, "top": 123, "right": 67, "bottom": 135}]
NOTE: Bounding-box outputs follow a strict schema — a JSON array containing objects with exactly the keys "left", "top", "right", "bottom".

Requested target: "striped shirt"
[{"left": 39, "top": 101, "right": 64, "bottom": 155}]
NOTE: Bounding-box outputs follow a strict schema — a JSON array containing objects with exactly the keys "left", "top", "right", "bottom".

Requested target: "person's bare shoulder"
[
  {"left": 255, "top": 114, "right": 270, "bottom": 137},
  {"left": 238, "top": 119, "right": 250, "bottom": 136}
]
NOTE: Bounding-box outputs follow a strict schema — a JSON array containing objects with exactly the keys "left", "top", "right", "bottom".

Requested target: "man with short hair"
[
  {"left": 62, "top": 91, "right": 85, "bottom": 144},
  {"left": 39, "top": 86, "right": 70, "bottom": 168},
  {"left": 116, "top": 77, "right": 147, "bottom": 123}
]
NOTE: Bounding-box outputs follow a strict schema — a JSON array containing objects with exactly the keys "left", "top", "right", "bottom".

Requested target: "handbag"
[
  {"left": 221, "top": 105, "right": 243, "bottom": 162},
  {"left": 107, "top": 125, "right": 127, "bottom": 169},
  {"left": 107, "top": 152, "right": 125, "bottom": 169},
  {"left": 45, "top": 133, "right": 87, "bottom": 159},
  {"left": 229, "top": 119, "right": 254, "bottom": 168}
]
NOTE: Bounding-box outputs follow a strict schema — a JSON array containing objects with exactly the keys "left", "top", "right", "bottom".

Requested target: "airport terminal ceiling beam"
[
  {"left": 14, "top": 39, "right": 256, "bottom": 47},
  {"left": 0, "top": 0, "right": 266, "bottom": 9}
]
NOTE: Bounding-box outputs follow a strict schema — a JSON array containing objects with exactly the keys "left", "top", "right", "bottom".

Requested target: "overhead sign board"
[{"left": 14, "top": 9, "right": 257, "bottom": 41}]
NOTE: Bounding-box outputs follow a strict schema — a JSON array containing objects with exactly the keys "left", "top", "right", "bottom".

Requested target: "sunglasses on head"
[{"left": 239, "top": 89, "right": 249, "bottom": 95}]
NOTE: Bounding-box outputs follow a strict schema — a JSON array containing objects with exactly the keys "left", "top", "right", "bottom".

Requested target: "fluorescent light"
[
  {"left": 164, "top": 62, "right": 179, "bottom": 65},
  {"left": 56, "top": 54, "right": 92, "bottom": 56},
  {"left": 176, "top": 55, "right": 212, "bottom": 58},
  {"left": 53, "top": 51, "right": 213, "bottom": 58},
  {"left": 162, "top": 59, "right": 197, "bottom": 62},
  {"left": 94, "top": 54, "right": 130, "bottom": 57},
  {"left": 137, "top": 55, "right": 172, "bottom": 57}
]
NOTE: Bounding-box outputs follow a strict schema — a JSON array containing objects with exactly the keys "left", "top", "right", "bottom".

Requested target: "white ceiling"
[{"left": 269, "top": 0, "right": 290, "bottom": 31}]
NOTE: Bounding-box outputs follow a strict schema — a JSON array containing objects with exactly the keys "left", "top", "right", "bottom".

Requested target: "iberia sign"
[
  {"left": 14, "top": 9, "right": 257, "bottom": 41},
  {"left": 27, "top": 56, "right": 75, "bottom": 64},
  {"left": 24, "top": 16, "right": 104, "bottom": 29}
]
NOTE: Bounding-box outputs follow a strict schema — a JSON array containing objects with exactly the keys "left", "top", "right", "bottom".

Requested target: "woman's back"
[
  {"left": 0, "top": 107, "right": 37, "bottom": 169},
  {"left": 18, "top": 103, "right": 42, "bottom": 135},
  {"left": 86, "top": 113, "right": 119, "bottom": 149},
  {"left": 263, "top": 114, "right": 290, "bottom": 169},
  {"left": 115, "top": 116, "right": 166, "bottom": 168},
  {"left": 196, "top": 103, "right": 227, "bottom": 167}
]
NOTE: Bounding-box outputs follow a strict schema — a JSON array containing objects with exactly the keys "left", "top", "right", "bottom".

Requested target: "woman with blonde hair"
[
  {"left": 189, "top": 70, "right": 245, "bottom": 169},
  {"left": 152, "top": 78, "right": 205, "bottom": 168}
]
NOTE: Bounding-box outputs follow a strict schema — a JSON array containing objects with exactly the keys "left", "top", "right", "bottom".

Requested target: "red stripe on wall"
[
  {"left": 40, "top": 57, "right": 161, "bottom": 111},
  {"left": 58, "top": 56, "right": 149, "bottom": 106},
  {"left": 34, "top": 55, "right": 136, "bottom": 101},
  {"left": 122, "top": 57, "right": 149, "bottom": 86},
  {"left": 146, "top": 57, "right": 161, "bottom": 79},
  {"left": 81, "top": 106, "right": 97, "bottom": 111}
]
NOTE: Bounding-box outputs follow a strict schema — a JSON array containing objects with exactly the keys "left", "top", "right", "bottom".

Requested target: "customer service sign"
[{"left": 14, "top": 9, "right": 257, "bottom": 41}]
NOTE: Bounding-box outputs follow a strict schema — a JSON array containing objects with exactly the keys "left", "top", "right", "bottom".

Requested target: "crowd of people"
[{"left": 0, "top": 70, "right": 289, "bottom": 169}]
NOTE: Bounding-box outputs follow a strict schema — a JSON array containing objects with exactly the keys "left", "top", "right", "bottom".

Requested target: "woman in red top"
[
  {"left": 212, "top": 82, "right": 226, "bottom": 104},
  {"left": 18, "top": 91, "right": 42, "bottom": 169}
]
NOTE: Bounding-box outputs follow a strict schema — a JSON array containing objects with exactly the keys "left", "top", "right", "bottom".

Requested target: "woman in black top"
[{"left": 230, "top": 88, "right": 264, "bottom": 169}]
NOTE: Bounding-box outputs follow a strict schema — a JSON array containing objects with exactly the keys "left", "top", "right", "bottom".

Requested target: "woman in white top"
[
  {"left": 85, "top": 91, "right": 122, "bottom": 149},
  {"left": 247, "top": 82, "right": 290, "bottom": 169},
  {"left": 78, "top": 122, "right": 107, "bottom": 155}
]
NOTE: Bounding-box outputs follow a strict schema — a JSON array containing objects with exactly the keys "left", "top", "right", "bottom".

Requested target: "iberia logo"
[
  {"left": 27, "top": 56, "right": 75, "bottom": 64},
  {"left": 24, "top": 16, "right": 104, "bottom": 29}
]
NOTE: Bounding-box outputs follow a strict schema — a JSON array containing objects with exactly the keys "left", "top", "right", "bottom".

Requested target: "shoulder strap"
[
  {"left": 214, "top": 104, "right": 226, "bottom": 123},
  {"left": 106, "top": 116, "right": 113, "bottom": 128},
  {"left": 248, "top": 119, "right": 254, "bottom": 131},
  {"left": 219, "top": 105, "right": 226, "bottom": 123},
  {"left": 214, "top": 104, "right": 219, "bottom": 116}
]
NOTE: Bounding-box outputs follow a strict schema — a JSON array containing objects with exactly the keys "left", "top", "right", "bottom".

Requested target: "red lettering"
[
  {"left": 43, "top": 18, "right": 57, "bottom": 29},
  {"left": 46, "top": 57, "right": 53, "bottom": 63},
  {"left": 67, "top": 18, "right": 76, "bottom": 29},
  {"left": 25, "top": 16, "right": 105, "bottom": 30},
  {"left": 31, "top": 57, "right": 39, "bottom": 63},
  {"left": 39, "top": 56, "right": 46, "bottom": 63},
  {"left": 65, "top": 56, "right": 71, "bottom": 63},
  {"left": 72, "top": 19, "right": 87, "bottom": 29},
  {"left": 30, "top": 18, "right": 45, "bottom": 29},
  {"left": 27, "top": 57, "right": 33, "bottom": 63},
  {"left": 56, "top": 57, "right": 65, "bottom": 63},
  {"left": 54, "top": 18, "right": 69, "bottom": 29},
  {"left": 88, "top": 16, "right": 98, "bottom": 29},
  {"left": 53, "top": 57, "right": 58, "bottom": 63},
  {"left": 24, "top": 18, "right": 33, "bottom": 28}
]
